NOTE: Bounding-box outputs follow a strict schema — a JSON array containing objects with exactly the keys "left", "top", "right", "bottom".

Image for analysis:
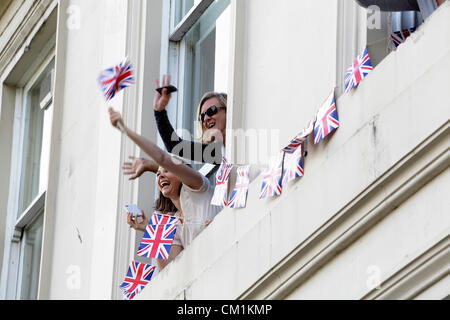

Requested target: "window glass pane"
[
  {"left": 181, "top": 0, "right": 231, "bottom": 136},
  {"left": 174, "top": 0, "right": 195, "bottom": 26},
  {"left": 18, "top": 62, "right": 53, "bottom": 216},
  {"left": 20, "top": 212, "right": 44, "bottom": 300}
]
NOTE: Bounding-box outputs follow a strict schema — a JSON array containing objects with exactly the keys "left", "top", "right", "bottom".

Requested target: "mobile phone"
[
  {"left": 156, "top": 85, "right": 178, "bottom": 95},
  {"left": 124, "top": 204, "right": 142, "bottom": 217}
]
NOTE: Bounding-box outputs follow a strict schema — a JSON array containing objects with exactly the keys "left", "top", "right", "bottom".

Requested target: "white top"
[{"left": 172, "top": 174, "right": 221, "bottom": 249}]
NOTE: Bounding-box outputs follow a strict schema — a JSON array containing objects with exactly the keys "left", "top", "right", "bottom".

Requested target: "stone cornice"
[{"left": 0, "top": 0, "right": 54, "bottom": 81}]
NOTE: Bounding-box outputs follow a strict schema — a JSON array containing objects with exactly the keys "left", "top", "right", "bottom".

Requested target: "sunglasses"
[{"left": 199, "top": 105, "right": 226, "bottom": 123}]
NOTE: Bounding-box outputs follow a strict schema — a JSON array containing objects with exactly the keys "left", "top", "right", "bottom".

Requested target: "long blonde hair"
[{"left": 195, "top": 92, "right": 227, "bottom": 143}]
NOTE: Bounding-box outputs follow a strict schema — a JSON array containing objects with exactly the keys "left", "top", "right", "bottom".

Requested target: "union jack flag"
[
  {"left": 211, "top": 158, "right": 233, "bottom": 206},
  {"left": 282, "top": 120, "right": 315, "bottom": 153},
  {"left": 282, "top": 146, "right": 304, "bottom": 186},
  {"left": 391, "top": 28, "right": 416, "bottom": 48},
  {"left": 344, "top": 47, "right": 373, "bottom": 93},
  {"left": 119, "top": 261, "right": 155, "bottom": 300},
  {"left": 314, "top": 90, "right": 339, "bottom": 144},
  {"left": 227, "top": 165, "right": 250, "bottom": 209},
  {"left": 260, "top": 152, "right": 284, "bottom": 199},
  {"left": 98, "top": 58, "right": 135, "bottom": 101},
  {"left": 137, "top": 214, "right": 179, "bottom": 259},
  {"left": 150, "top": 212, "right": 180, "bottom": 225},
  {"left": 123, "top": 292, "right": 135, "bottom": 300}
]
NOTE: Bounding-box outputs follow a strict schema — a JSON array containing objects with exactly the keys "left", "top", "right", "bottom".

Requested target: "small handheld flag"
[
  {"left": 98, "top": 58, "right": 135, "bottom": 101},
  {"left": 98, "top": 58, "right": 135, "bottom": 134}
]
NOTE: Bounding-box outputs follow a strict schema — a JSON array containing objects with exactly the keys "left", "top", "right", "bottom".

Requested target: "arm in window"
[
  {"left": 154, "top": 109, "right": 221, "bottom": 165},
  {"left": 153, "top": 75, "right": 222, "bottom": 165},
  {"left": 109, "top": 107, "right": 204, "bottom": 190},
  {"left": 122, "top": 156, "right": 158, "bottom": 180}
]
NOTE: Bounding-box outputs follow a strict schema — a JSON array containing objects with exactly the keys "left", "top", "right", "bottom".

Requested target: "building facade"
[{"left": 0, "top": 0, "right": 449, "bottom": 300}]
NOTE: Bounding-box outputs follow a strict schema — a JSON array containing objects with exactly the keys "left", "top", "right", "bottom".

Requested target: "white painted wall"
[
  {"left": 236, "top": 0, "right": 338, "bottom": 164},
  {"left": 136, "top": 1, "right": 450, "bottom": 300},
  {"left": 43, "top": 0, "right": 128, "bottom": 299}
]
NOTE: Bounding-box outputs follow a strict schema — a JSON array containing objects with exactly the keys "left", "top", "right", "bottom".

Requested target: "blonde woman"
[{"left": 153, "top": 75, "right": 227, "bottom": 165}]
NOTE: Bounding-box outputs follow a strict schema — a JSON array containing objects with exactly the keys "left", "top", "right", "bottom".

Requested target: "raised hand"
[
  {"left": 108, "top": 107, "right": 125, "bottom": 130},
  {"left": 122, "top": 156, "right": 158, "bottom": 180},
  {"left": 153, "top": 74, "right": 172, "bottom": 111}
]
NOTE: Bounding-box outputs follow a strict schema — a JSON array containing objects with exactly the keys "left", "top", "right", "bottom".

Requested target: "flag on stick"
[{"left": 98, "top": 58, "right": 135, "bottom": 101}]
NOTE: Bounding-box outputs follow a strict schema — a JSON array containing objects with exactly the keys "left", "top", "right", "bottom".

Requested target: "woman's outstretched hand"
[
  {"left": 108, "top": 107, "right": 125, "bottom": 130},
  {"left": 153, "top": 74, "right": 172, "bottom": 111},
  {"left": 122, "top": 156, "right": 158, "bottom": 180}
]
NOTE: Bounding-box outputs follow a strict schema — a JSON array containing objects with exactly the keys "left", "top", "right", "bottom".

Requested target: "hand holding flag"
[{"left": 108, "top": 107, "right": 126, "bottom": 134}]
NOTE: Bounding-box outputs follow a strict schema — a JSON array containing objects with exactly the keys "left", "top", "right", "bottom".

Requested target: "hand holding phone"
[
  {"left": 124, "top": 204, "right": 142, "bottom": 217},
  {"left": 155, "top": 85, "right": 178, "bottom": 95}
]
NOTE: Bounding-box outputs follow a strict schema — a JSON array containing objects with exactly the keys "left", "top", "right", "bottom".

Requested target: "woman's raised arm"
[{"left": 109, "top": 107, "right": 204, "bottom": 190}]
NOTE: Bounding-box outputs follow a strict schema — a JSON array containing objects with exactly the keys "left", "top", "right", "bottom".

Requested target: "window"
[
  {"left": 2, "top": 55, "right": 54, "bottom": 300},
  {"left": 366, "top": 9, "right": 423, "bottom": 67},
  {"left": 173, "top": 0, "right": 195, "bottom": 26},
  {"left": 18, "top": 62, "right": 54, "bottom": 215},
  {"left": 167, "top": 0, "right": 231, "bottom": 152},
  {"left": 363, "top": 0, "right": 445, "bottom": 66},
  {"left": 336, "top": 0, "right": 445, "bottom": 96}
]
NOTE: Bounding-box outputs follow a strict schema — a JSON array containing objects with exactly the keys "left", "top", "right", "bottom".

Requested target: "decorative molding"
[
  {"left": 110, "top": 0, "right": 147, "bottom": 301},
  {"left": 238, "top": 122, "right": 449, "bottom": 300},
  {"left": 0, "top": 0, "right": 54, "bottom": 80},
  {"left": 363, "top": 236, "right": 450, "bottom": 300}
]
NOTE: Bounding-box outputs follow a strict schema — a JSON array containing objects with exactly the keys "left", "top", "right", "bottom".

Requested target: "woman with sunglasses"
[{"left": 153, "top": 75, "right": 227, "bottom": 165}]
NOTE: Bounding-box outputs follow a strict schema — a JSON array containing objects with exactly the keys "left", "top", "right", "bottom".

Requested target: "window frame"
[
  {"left": 1, "top": 48, "right": 55, "bottom": 300},
  {"left": 164, "top": 0, "right": 230, "bottom": 173}
]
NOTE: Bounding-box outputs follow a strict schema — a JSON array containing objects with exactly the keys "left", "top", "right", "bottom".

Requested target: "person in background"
[{"left": 153, "top": 74, "right": 227, "bottom": 165}]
